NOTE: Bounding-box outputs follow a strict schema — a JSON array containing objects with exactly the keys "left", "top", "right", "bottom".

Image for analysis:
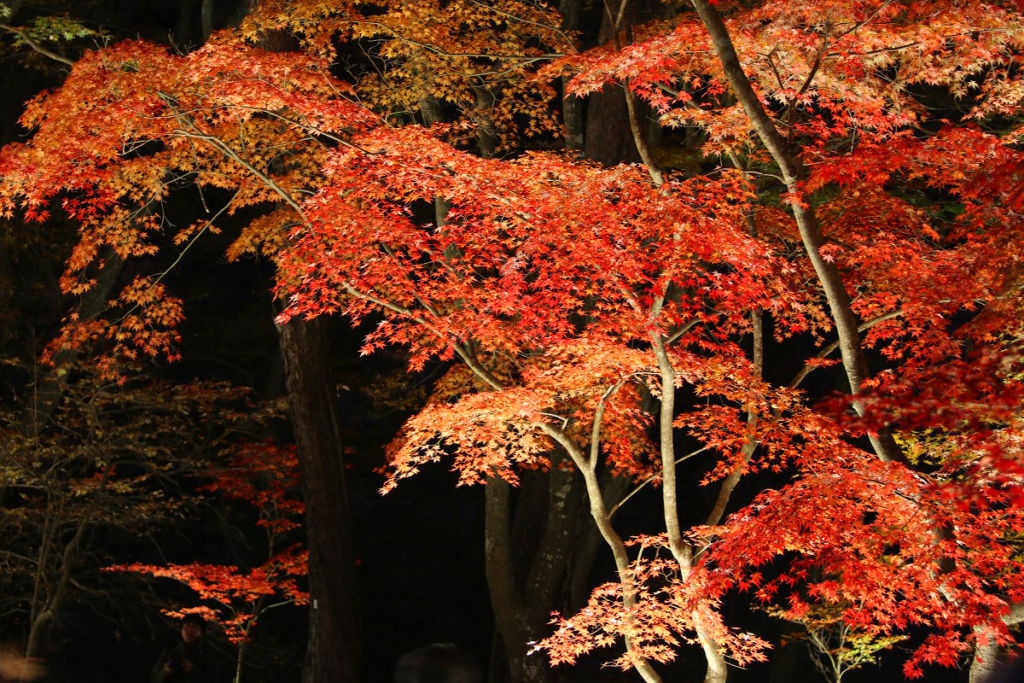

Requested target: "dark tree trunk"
[
  {"left": 583, "top": 87, "right": 639, "bottom": 165},
  {"left": 277, "top": 316, "right": 361, "bottom": 683},
  {"left": 567, "top": 471, "right": 629, "bottom": 612},
  {"left": 237, "top": 0, "right": 364, "bottom": 674},
  {"left": 583, "top": 0, "right": 640, "bottom": 165},
  {"left": 559, "top": 0, "right": 584, "bottom": 152},
  {"left": 174, "top": 0, "right": 200, "bottom": 50},
  {"left": 200, "top": 0, "right": 215, "bottom": 42},
  {"left": 486, "top": 454, "right": 583, "bottom": 683}
]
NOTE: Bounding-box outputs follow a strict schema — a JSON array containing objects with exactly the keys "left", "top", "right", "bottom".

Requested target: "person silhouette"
[{"left": 150, "top": 614, "right": 218, "bottom": 683}]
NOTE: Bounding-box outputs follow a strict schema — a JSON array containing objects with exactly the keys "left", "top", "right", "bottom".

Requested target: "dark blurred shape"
[
  {"left": 393, "top": 643, "right": 481, "bottom": 683},
  {"left": 984, "top": 653, "right": 1024, "bottom": 683}
]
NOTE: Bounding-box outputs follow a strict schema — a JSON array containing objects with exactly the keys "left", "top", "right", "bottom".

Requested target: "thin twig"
[{"left": 608, "top": 446, "right": 709, "bottom": 518}]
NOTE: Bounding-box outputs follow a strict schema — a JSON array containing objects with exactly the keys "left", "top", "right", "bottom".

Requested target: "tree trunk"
[
  {"left": 483, "top": 479, "right": 554, "bottom": 683},
  {"left": 583, "top": 89, "right": 639, "bottom": 166},
  {"left": 583, "top": 0, "right": 640, "bottom": 165},
  {"left": 968, "top": 628, "right": 1000, "bottom": 683},
  {"left": 558, "top": 0, "right": 584, "bottom": 152},
  {"left": 968, "top": 605, "right": 1024, "bottom": 683},
  {"left": 567, "top": 471, "right": 628, "bottom": 612},
  {"left": 174, "top": 0, "right": 200, "bottom": 50},
  {"left": 485, "top": 454, "right": 583, "bottom": 683},
  {"left": 459, "top": 84, "right": 580, "bottom": 683},
  {"left": 200, "top": 0, "right": 215, "bottom": 42},
  {"left": 687, "top": 0, "right": 902, "bottom": 465},
  {"left": 235, "top": 0, "right": 363, "bottom": 673},
  {"left": 277, "top": 316, "right": 361, "bottom": 683}
]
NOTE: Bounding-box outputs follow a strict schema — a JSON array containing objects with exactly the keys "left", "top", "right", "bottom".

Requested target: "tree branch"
[{"left": 0, "top": 22, "right": 74, "bottom": 66}]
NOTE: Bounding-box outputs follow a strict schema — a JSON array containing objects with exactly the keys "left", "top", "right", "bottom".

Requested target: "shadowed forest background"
[{"left": 2, "top": 1, "right": 1024, "bottom": 683}]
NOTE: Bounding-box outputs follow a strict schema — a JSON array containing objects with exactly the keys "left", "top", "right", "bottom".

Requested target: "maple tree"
[
  {"left": 524, "top": 2, "right": 1024, "bottom": 682},
  {"left": 108, "top": 442, "right": 309, "bottom": 683},
  {"left": 0, "top": 4, "right": 368, "bottom": 678},
  {"left": 0, "top": 7, "right": 580, "bottom": 678},
  {"left": 3, "top": 1, "right": 1024, "bottom": 683},
  {"left": 0, "top": 368, "right": 272, "bottom": 657},
  {"left": 278, "top": 2, "right": 1024, "bottom": 680}
]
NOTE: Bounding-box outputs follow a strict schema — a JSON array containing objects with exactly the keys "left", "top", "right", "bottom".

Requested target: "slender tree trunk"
[
  {"left": 650, "top": 316, "right": 729, "bottom": 683},
  {"left": 687, "top": 0, "right": 902, "bottom": 464},
  {"left": 577, "top": 460, "right": 664, "bottom": 683},
  {"left": 277, "top": 317, "right": 361, "bottom": 683},
  {"left": 233, "top": 639, "right": 247, "bottom": 683}
]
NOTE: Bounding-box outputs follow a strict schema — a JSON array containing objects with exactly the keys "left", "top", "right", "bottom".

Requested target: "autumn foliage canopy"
[{"left": 3, "top": 0, "right": 1024, "bottom": 681}]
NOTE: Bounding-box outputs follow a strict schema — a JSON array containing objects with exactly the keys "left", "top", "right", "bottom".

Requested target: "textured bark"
[
  {"left": 969, "top": 628, "right": 1001, "bottom": 683},
  {"left": 455, "top": 84, "right": 578, "bottom": 683},
  {"left": 583, "top": 0, "right": 640, "bottom": 165},
  {"left": 236, "top": 0, "right": 362, "bottom": 674},
  {"left": 583, "top": 86, "right": 639, "bottom": 165},
  {"left": 485, "top": 480, "right": 537, "bottom": 683},
  {"left": 419, "top": 96, "right": 452, "bottom": 228},
  {"left": 523, "top": 463, "right": 582, "bottom": 619},
  {"left": 485, "top": 454, "right": 583, "bottom": 683},
  {"left": 967, "top": 603, "right": 1024, "bottom": 683},
  {"left": 559, "top": 0, "right": 584, "bottom": 152},
  {"left": 458, "top": 357, "right": 664, "bottom": 682},
  {"left": 277, "top": 317, "right": 361, "bottom": 683},
  {"left": 473, "top": 86, "right": 498, "bottom": 158}
]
